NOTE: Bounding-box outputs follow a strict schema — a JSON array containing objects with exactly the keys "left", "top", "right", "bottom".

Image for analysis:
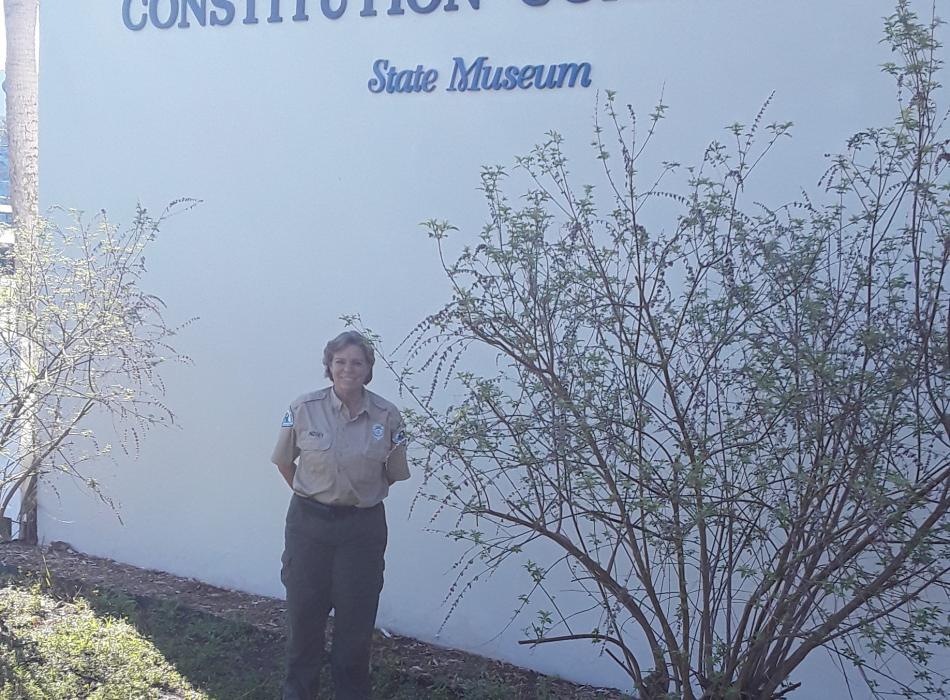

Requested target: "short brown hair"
[{"left": 323, "top": 331, "right": 375, "bottom": 384}]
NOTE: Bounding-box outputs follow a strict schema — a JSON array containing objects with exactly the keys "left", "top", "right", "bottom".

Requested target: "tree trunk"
[
  {"left": 4, "top": 0, "right": 40, "bottom": 543},
  {"left": 5, "top": 0, "right": 38, "bottom": 227}
]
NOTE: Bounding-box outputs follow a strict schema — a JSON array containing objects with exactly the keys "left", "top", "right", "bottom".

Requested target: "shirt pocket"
[
  {"left": 298, "top": 431, "right": 333, "bottom": 453},
  {"left": 296, "top": 432, "right": 336, "bottom": 493},
  {"left": 351, "top": 440, "right": 389, "bottom": 493}
]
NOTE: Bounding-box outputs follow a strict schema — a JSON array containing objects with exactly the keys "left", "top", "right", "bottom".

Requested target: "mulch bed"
[{"left": 0, "top": 541, "right": 628, "bottom": 699}]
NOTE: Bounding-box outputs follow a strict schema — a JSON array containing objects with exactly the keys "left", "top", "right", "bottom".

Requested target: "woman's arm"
[{"left": 276, "top": 462, "right": 297, "bottom": 489}]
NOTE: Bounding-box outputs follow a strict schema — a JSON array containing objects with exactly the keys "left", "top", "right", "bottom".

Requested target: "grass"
[
  {"left": 0, "top": 585, "right": 200, "bottom": 699},
  {"left": 0, "top": 573, "right": 284, "bottom": 699},
  {"left": 0, "top": 570, "right": 567, "bottom": 699}
]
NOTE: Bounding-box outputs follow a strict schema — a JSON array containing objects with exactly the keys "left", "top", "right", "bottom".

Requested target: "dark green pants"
[{"left": 281, "top": 495, "right": 387, "bottom": 700}]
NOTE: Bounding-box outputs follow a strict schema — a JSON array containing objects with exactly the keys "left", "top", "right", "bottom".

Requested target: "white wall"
[{"left": 37, "top": 1, "right": 925, "bottom": 696}]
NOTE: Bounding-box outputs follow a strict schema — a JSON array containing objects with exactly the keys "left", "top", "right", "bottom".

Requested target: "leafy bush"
[{"left": 370, "top": 3, "right": 948, "bottom": 698}]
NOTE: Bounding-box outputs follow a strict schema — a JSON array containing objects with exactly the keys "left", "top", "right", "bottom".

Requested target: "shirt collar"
[{"left": 329, "top": 386, "right": 369, "bottom": 421}]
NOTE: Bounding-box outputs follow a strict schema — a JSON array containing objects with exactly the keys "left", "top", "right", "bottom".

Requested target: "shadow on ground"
[
  {"left": 0, "top": 569, "right": 282, "bottom": 699},
  {"left": 68, "top": 582, "right": 286, "bottom": 699},
  {"left": 0, "top": 569, "right": 476, "bottom": 699}
]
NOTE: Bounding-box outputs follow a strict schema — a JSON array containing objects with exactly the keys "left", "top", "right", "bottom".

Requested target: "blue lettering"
[
  {"left": 522, "top": 0, "right": 616, "bottom": 6},
  {"left": 210, "top": 0, "right": 236, "bottom": 25},
  {"left": 536, "top": 64, "right": 559, "bottom": 89},
  {"left": 149, "top": 0, "right": 179, "bottom": 28},
  {"left": 364, "top": 0, "right": 483, "bottom": 15},
  {"left": 122, "top": 0, "right": 148, "bottom": 30},
  {"left": 503, "top": 65, "right": 520, "bottom": 90},
  {"left": 369, "top": 59, "right": 440, "bottom": 93},
  {"left": 385, "top": 64, "right": 399, "bottom": 90},
  {"left": 517, "top": 65, "right": 535, "bottom": 89},
  {"left": 121, "top": 0, "right": 613, "bottom": 33},
  {"left": 178, "top": 0, "right": 207, "bottom": 28},
  {"left": 394, "top": 69, "right": 415, "bottom": 90},
  {"left": 407, "top": 0, "right": 439, "bottom": 12},
  {"left": 321, "top": 0, "right": 346, "bottom": 19},
  {"left": 443, "top": 0, "right": 480, "bottom": 10},
  {"left": 369, "top": 59, "right": 389, "bottom": 93},
  {"left": 558, "top": 62, "right": 592, "bottom": 87},
  {"left": 444, "top": 57, "right": 592, "bottom": 93},
  {"left": 447, "top": 56, "right": 486, "bottom": 92}
]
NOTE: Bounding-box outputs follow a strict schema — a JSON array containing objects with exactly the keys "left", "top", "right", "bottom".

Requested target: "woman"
[{"left": 271, "top": 330, "right": 409, "bottom": 700}]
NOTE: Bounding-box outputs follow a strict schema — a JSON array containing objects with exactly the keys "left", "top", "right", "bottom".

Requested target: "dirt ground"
[{"left": 0, "top": 541, "right": 629, "bottom": 699}]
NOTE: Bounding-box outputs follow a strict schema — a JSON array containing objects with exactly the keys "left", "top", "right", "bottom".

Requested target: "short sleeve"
[
  {"left": 384, "top": 410, "right": 410, "bottom": 483},
  {"left": 271, "top": 406, "right": 299, "bottom": 466}
]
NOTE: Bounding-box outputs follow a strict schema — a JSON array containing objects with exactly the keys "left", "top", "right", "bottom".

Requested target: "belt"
[{"left": 293, "top": 493, "right": 376, "bottom": 519}]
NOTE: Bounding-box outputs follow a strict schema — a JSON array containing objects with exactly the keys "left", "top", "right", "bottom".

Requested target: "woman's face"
[{"left": 330, "top": 344, "right": 370, "bottom": 394}]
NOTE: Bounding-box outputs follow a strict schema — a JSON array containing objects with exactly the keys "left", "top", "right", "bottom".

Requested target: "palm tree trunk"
[
  {"left": 4, "top": 0, "right": 40, "bottom": 543},
  {"left": 5, "top": 0, "right": 38, "bottom": 226}
]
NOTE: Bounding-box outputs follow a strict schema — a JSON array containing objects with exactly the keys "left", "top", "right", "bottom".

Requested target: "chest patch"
[{"left": 372, "top": 423, "right": 384, "bottom": 440}]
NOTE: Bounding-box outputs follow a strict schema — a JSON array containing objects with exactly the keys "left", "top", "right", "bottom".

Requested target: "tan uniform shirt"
[{"left": 271, "top": 387, "right": 410, "bottom": 507}]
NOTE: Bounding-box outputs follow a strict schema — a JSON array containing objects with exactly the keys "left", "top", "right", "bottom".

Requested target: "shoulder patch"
[
  {"left": 281, "top": 410, "right": 294, "bottom": 428},
  {"left": 392, "top": 429, "right": 407, "bottom": 446}
]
